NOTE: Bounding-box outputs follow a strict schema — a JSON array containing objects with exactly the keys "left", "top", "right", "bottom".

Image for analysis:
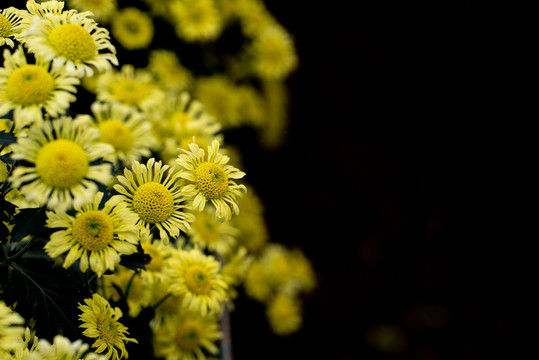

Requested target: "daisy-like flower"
[
  {"left": 0, "top": 7, "right": 31, "bottom": 48},
  {"left": 170, "top": 0, "right": 222, "bottom": 42},
  {"left": 8, "top": 116, "right": 114, "bottom": 212},
  {"left": 167, "top": 248, "right": 228, "bottom": 316},
  {"left": 37, "top": 335, "right": 105, "bottom": 360},
  {"left": 0, "top": 301, "right": 24, "bottom": 353},
  {"left": 250, "top": 24, "right": 298, "bottom": 80},
  {"left": 194, "top": 76, "right": 243, "bottom": 129},
  {"left": 236, "top": 0, "right": 274, "bottom": 38},
  {"left": 139, "top": 234, "right": 173, "bottom": 285},
  {"left": 111, "top": 158, "right": 194, "bottom": 243},
  {"left": 25, "top": 0, "right": 79, "bottom": 17},
  {"left": 148, "top": 49, "right": 192, "bottom": 92},
  {"left": 153, "top": 310, "right": 221, "bottom": 360},
  {"left": 266, "top": 293, "right": 302, "bottom": 335},
  {"left": 112, "top": 7, "right": 154, "bottom": 50},
  {"left": 244, "top": 260, "right": 272, "bottom": 302},
  {"left": 0, "top": 46, "right": 80, "bottom": 129},
  {"left": 96, "top": 64, "right": 164, "bottom": 111},
  {"left": 176, "top": 139, "right": 246, "bottom": 221},
  {"left": 67, "top": 0, "right": 118, "bottom": 23},
  {"left": 44, "top": 191, "right": 140, "bottom": 277},
  {"left": 78, "top": 293, "right": 138, "bottom": 360},
  {"left": 189, "top": 206, "right": 239, "bottom": 256},
  {"left": 24, "top": 11, "right": 118, "bottom": 76},
  {"left": 89, "top": 101, "right": 156, "bottom": 167}
]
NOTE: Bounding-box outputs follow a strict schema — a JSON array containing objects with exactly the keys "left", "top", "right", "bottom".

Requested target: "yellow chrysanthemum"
[
  {"left": 153, "top": 310, "right": 221, "bottom": 360},
  {"left": 250, "top": 24, "right": 298, "bottom": 80},
  {"left": 148, "top": 49, "right": 192, "bottom": 93},
  {"left": 151, "top": 92, "right": 221, "bottom": 164},
  {"left": 266, "top": 293, "right": 302, "bottom": 335},
  {"left": 170, "top": 0, "right": 222, "bottom": 42},
  {"left": 44, "top": 191, "right": 140, "bottom": 277},
  {"left": 24, "top": 11, "right": 118, "bottom": 76},
  {"left": 0, "top": 46, "right": 80, "bottom": 129},
  {"left": 194, "top": 76, "right": 243, "bottom": 128},
  {"left": 89, "top": 101, "right": 156, "bottom": 167},
  {"left": 111, "top": 158, "right": 194, "bottom": 243},
  {"left": 37, "top": 334, "right": 106, "bottom": 360},
  {"left": 102, "top": 266, "right": 153, "bottom": 318},
  {"left": 236, "top": 0, "right": 274, "bottom": 38},
  {"left": 25, "top": 0, "right": 79, "bottom": 18},
  {"left": 189, "top": 206, "right": 239, "bottom": 256},
  {"left": 8, "top": 116, "right": 114, "bottom": 212},
  {"left": 96, "top": 64, "right": 164, "bottom": 111},
  {"left": 78, "top": 293, "right": 137, "bottom": 360},
  {"left": 67, "top": 0, "right": 118, "bottom": 23},
  {"left": 244, "top": 260, "right": 271, "bottom": 302},
  {"left": 111, "top": 7, "right": 154, "bottom": 50},
  {"left": 139, "top": 235, "right": 174, "bottom": 286},
  {"left": 0, "top": 7, "right": 31, "bottom": 48},
  {"left": 176, "top": 139, "right": 246, "bottom": 221},
  {"left": 0, "top": 301, "right": 24, "bottom": 353},
  {"left": 167, "top": 248, "right": 228, "bottom": 316},
  {"left": 257, "top": 79, "right": 289, "bottom": 150}
]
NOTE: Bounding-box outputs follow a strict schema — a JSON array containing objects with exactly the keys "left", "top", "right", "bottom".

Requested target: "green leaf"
[
  {"left": 120, "top": 243, "right": 151, "bottom": 271},
  {"left": 0, "top": 131, "right": 16, "bottom": 146},
  {"left": 10, "top": 207, "right": 47, "bottom": 243}
]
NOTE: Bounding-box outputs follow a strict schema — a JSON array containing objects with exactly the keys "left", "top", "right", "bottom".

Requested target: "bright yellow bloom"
[
  {"left": 176, "top": 139, "right": 246, "bottom": 221},
  {"left": 24, "top": 11, "right": 118, "bottom": 77},
  {"left": 0, "top": 7, "right": 30, "bottom": 48},
  {"left": 244, "top": 260, "right": 271, "bottom": 302},
  {"left": 170, "top": 0, "right": 222, "bottom": 42},
  {"left": 45, "top": 191, "right": 140, "bottom": 277},
  {"left": 153, "top": 310, "right": 221, "bottom": 360},
  {"left": 167, "top": 248, "right": 228, "bottom": 316},
  {"left": 111, "top": 158, "right": 194, "bottom": 243},
  {"left": 189, "top": 206, "right": 239, "bottom": 256},
  {"left": 148, "top": 49, "right": 192, "bottom": 93},
  {"left": 25, "top": 0, "right": 79, "bottom": 18},
  {"left": 112, "top": 7, "right": 154, "bottom": 50},
  {"left": 0, "top": 46, "right": 80, "bottom": 129},
  {"left": 194, "top": 76, "right": 243, "bottom": 128},
  {"left": 236, "top": 0, "right": 274, "bottom": 38},
  {"left": 266, "top": 293, "right": 302, "bottom": 335},
  {"left": 89, "top": 101, "right": 156, "bottom": 167},
  {"left": 78, "top": 294, "right": 137, "bottom": 360},
  {"left": 37, "top": 334, "right": 106, "bottom": 360},
  {"left": 8, "top": 116, "right": 114, "bottom": 212},
  {"left": 0, "top": 301, "right": 24, "bottom": 353}
]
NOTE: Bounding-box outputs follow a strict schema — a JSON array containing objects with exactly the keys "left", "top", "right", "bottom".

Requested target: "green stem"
[
  {"left": 152, "top": 293, "right": 171, "bottom": 310},
  {"left": 1, "top": 237, "right": 37, "bottom": 265}
]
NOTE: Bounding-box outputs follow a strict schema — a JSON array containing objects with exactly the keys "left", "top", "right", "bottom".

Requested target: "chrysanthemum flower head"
[
  {"left": 44, "top": 191, "right": 140, "bottom": 277},
  {"left": 0, "top": 301, "right": 25, "bottom": 353},
  {"left": 8, "top": 116, "right": 114, "bottom": 212},
  {"left": 24, "top": 10, "right": 118, "bottom": 76},
  {"left": 250, "top": 24, "right": 298, "bottom": 80},
  {"left": 176, "top": 139, "right": 246, "bottom": 221},
  {"left": 78, "top": 293, "right": 138, "bottom": 360},
  {"left": 189, "top": 206, "right": 239, "bottom": 256},
  {"left": 153, "top": 309, "right": 221, "bottom": 360},
  {"left": 167, "top": 248, "right": 228, "bottom": 316},
  {"left": 111, "top": 158, "right": 195, "bottom": 243},
  {"left": 0, "top": 7, "right": 31, "bottom": 48},
  {"left": 37, "top": 335, "right": 106, "bottom": 360},
  {"left": 148, "top": 49, "right": 192, "bottom": 92},
  {"left": 25, "top": 0, "right": 78, "bottom": 18},
  {"left": 68, "top": 0, "right": 118, "bottom": 23},
  {"left": 170, "top": 0, "right": 222, "bottom": 42},
  {"left": 194, "top": 76, "right": 243, "bottom": 128},
  {"left": 266, "top": 293, "right": 302, "bottom": 335},
  {"left": 112, "top": 7, "right": 154, "bottom": 50},
  {"left": 89, "top": 101, "right": 156, "bottom": 167},
  {"left": 0, "top": 46, "right": 80, "bottom": 129},
  {"left": 244, "top": 260, "right": 272, "bottom": 302}
]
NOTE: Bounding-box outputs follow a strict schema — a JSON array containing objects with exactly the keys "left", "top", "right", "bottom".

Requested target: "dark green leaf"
[
  {"left": 0, "top": 131, "right": 16, "bottom": 146},
  {"left": 10, "top": 207, "right": 47, "bottom": 243},
  {"left": 119, "top": 243, "right": 151, "bottom": 271}
]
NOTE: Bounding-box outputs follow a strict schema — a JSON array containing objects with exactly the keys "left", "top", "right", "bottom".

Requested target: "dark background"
[{"left": 231, "top": 1, "right": 522, "bottom": 360}]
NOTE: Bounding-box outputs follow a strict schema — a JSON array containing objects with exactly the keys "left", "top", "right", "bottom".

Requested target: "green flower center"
[
  {"left": 98, "top": 120, "right": 134, "bottom": 152},
  {"left": 192, "top": 212, "right": 220, "bottom": 244},
  {"left": 48, "top": 23, "right": 96, "bottom": 62},
  {"left": 72, "top": 210, "right": 114, "bottom": 251},
  {"left": 132, "top": 182, "right": 175, "bottom": 223},
  {"left": 184, "top": 265, "right": 211, "bottom": 295},
  {"left": 35, "top": 139, "right": 89, "bottom": 188},
  {"left": 6, "top": 65, "right": 54, "bottom": 105},
  {"left": 97, "top": 314, "right": 119, "bottom": 345},
  {"left": 111, "top": 79, "right": 148, "bottom": 106},
  {"left": 195, "top": 162, "right": 228, "bottom": 199},
  {"left": 176, "top": 320, "right": 203, "bottom": 351}
]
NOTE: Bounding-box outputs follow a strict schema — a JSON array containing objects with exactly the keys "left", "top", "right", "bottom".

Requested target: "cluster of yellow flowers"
[{"left": 1, "top": 1, "right": 314, "bottom": 360}]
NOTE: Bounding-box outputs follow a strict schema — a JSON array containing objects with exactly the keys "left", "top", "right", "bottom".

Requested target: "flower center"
[
  {"left": 72, "top": 210, "right": 114, "bottom": 251},
  {"left": 195, "top": 162, "right": 228, "bottom": 200},
  {"left": 192, "top": 213, "right": 219, "bottom": 244},
  {"left": 98, "top": 120, "right": 134, "bottom": 152},
  {"left": 111, "top": 79, "right": 148, "bottom": 106},
  {"left": 176, "top": 320, "right": 203, "bottom": 351},
  {"left": 6, "top": 65, "right": 54, "bottom": 106},
  {"left": 35, "top": 139, "right": 89, "bottom": 188},
  {"left": 48, "top": 23, "right": 96, "bottom": 62},
  {"left": 171, "top": 112, "right": 192, "bottom": 128},
  {"left": 141, "top": 242, "right": 163, "bottom": 272},
  {"left": 132, "top": 182, "right": 175, "bottom": 223},
  {"left": 184, "top": 265, "right": 212, "bottom": 295},
  {"left": 97, "top": 315, "right": 119, "bottom": 345},
  {"left": 0, "top": 13, "right": 12, "bottom": 37}
]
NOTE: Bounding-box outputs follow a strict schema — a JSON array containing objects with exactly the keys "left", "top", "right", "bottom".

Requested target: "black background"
[{"left": 230, "top": 1, "right": 523, "bottom": 360}]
